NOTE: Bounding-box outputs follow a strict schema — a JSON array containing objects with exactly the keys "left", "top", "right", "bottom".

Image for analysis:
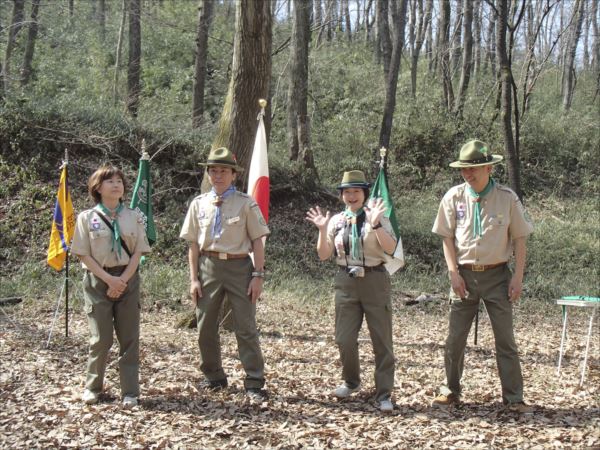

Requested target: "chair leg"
[
  {"left": 579, "top": 307, "right": 597, "bottom": 386},
  {"left": 557, "top": 306, "right": 568, "bottom": 376}
]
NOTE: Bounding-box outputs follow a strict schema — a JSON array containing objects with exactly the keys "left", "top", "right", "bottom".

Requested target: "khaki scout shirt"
[
  {"left": 179, "top": 190, "right": 270, "bottom": 254},
  {"left": 432, "top": 182, "right": 533, "bottom": 265},
  {"left": 71, "top": 207, "right": 151, "bottom": 269},
  {"left": 327, "top": 213, "right": 395, "bottom": 267}
]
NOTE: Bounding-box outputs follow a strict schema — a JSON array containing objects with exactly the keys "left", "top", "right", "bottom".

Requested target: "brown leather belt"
[
  {"left": 459, "top": 262, "right": 507, "bottom": 272},
  {"left": 338, "top": 264, "right": 385, "bottom": 272},
  {"left": 202, "top": 251, "right": 249, "bottom": 260}
]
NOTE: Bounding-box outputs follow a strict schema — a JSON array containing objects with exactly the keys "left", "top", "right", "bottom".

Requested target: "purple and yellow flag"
[{"left": 47, "top": 165, "right": 75, "bottom": 271}]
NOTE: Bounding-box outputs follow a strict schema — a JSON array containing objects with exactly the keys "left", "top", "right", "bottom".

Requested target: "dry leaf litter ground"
[{"left": 1, "top": 290, "right": 598, "bottom": 449}]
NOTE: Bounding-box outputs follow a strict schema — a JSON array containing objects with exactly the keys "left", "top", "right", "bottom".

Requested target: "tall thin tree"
[
  {"left": 127, "top": 0, "right": 142, "bottom": 117},
  {"left": 3, "top": 0, "right": 25, "bottom": 92},
  {"left": 562, "top": 0, "right": 585, "bottom": 110},
  {"left": 20, "top": 0, "right": 41, "bottom": 87},
  {"left": 192, "top": 0, "right": 214, "bottom": 128},
  {"left": 454, "top": 0, "right": 473, "bottom": 116}
]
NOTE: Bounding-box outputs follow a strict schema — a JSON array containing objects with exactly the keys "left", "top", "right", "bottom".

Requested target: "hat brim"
[
  {"left": 337, "top": 182, "right": 371, "bottom": 190},
  {"left": 199, "top": 161, "right": 245, "bottom": 172},
  {"left": 449, "top": 155, "right": 503, "bottom": 168}
]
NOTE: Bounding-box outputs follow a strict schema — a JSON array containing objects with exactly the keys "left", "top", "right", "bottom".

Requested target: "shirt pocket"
[{"left": 90, "top": 229, "right": 111, "bottom": 240}]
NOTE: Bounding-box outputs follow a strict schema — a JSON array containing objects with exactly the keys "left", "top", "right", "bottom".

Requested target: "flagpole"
[{"left": 64, "top": 149, "right": 69, "bottom": 338}]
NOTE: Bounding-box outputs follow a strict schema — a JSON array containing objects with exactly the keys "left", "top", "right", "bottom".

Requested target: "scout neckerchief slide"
[
  {"left": 94, "top": 204, "right": 133, "bottom": 258},
  {"left": 467, "top": 179, "right": 495, "bottom": 238},
  {"left": 209, "top": 185, "right": 235, "bottom": 239}
]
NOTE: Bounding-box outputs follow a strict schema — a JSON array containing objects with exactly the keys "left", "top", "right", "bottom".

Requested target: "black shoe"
[
  {"left": 199, "top": 379, "right": 228, "bottom": 391},
  {"left": 245, "top": 388, "right": 267, "bottom": 400}
]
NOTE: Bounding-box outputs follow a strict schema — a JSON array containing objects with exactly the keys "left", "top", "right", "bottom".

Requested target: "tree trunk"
[
  {"left": 562, "top": 0, "right": 585, "bottom": 110},
  {"left": 20, "top": 0, "right": 41, "bottom": 87},
  {"left": 113, "top": 0, "right": 127, "bottom": 105},
  {"left": 298, "top": 115, "right": 316, "bottom": 171},
  {"left": 3, "top": 0, "right": 25, "bottom": 92},
  {"left": 192, "top": 0, "right": 214, "bottom": 128},
  {"left": 378, "top": 0, "right": 408, "bottom": 152},
  {"left": 355, "top": 0, "right": 361, "bottom": 34},
  {"left": 439, "top": 0, "right": 453, "bottom": 110},
  {"left": 287, "top": 0, "right": 311, "bottom": 161},
  {"left": 451, "top": 0, "right": 463, "bottom": 74},
  {"left": 98, "top": 0, "right": 106, "bottom": 41},
  {"left": 472, "top": 0, "right": 481, "bottom": 79},
  {"left": 317, "top": 0, "right": 334, "bottom": 45},
  {"left": 376, "top": 0, "right": 392, "bottom": 75},
  {"left": 454, "top": 0, "right": 473, "bottom": 116},
  {"left": 592, "top": 0, "right": 599, "bottom": 71},
  {"left": 365, "top": 0, "right": 374, "bottom": 41},
  {"left": 409, "top": 0, "right": 431, "bottom": 97},
  {"left": 483, "top": 0, "right": 496, "bottom": 75},
  {"left": 314, "top": 0, "right": 322, "bottom": 28},
  {"left": 343, "top": 0, "right": 352, "bottom": 41},
  {"left": 496, "top": 0, "right": 521, "bottom": 200},
  {"left": 127, "top": 0, "right": 142, "bottom": 117},
  {"left": 582, "top": 0, "right": 590, "bottom": 69},
  {"left": 213, "top": 0, "right": 272, "bottom": 182}
]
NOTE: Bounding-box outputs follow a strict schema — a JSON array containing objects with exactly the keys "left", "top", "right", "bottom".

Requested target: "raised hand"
[
  {"left": 306, "top": 206, "right": 331, "bottom": 230},
  {"left": 365, "top": 197, "right": 387, "bottom": 227}
]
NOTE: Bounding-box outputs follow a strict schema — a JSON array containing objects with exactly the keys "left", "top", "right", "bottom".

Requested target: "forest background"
[{"left": 0, "top": 0, "right": 599, "bottom": 448}]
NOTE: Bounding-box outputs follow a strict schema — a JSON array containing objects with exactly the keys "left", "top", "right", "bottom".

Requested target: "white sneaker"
[
  {"left": 122, "top": 396, "right": 138, "bottom": 408},
  {"left": 379, "top": 398, "right": 394, "bottom": 413},
  {"left": 333, "top": 383, "right": 360, "bottom": 398},
  {"left": 82, "top": 389, "right": 98, "bottom": 405}
]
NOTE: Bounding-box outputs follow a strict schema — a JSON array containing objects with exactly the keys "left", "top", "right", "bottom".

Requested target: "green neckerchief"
[
  {"left": 467, "top": 178, "right": 495, "bottom": 238},
  {"left": 96, "top": 202, "right": 125, "bottom": 258},
  {"left": 343, "top": 207, "right": 365, "bottom": 260}
]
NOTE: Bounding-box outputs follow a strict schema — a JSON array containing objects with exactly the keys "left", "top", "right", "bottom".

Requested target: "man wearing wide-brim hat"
[
  {"left": 431, "top": 139, "right": 534, "bottom": 414},
  {"left": 180, "top": 147, "right": 270, "bottom": 400}
]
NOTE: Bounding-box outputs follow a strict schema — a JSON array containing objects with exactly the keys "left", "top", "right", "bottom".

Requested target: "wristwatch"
[
  {"left": 251, "top": 271, "right": 265, "bottom": 278},
  {"left": 372, "top": 222, "right": 383, "bottom": 230}
]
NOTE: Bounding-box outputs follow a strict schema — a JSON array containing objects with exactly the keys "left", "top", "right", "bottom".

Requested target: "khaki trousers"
[
  {"left": 196, "top": 255, "right": 265, "bottom": 389},
  {"left": 443, "top": 264, "right": 524, "bottom": 404},
  {"left": 83, "top": 269, "right": 140, "bottom": 398},
  {"left": 334, "top": 267, "right": 395, "bottom": 401}
]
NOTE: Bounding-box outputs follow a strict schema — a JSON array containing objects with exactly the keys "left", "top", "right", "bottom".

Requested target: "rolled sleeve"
[
  {"left": 180, "top": 201, "right": 200, "bottom": 243},
  {"left": 509, "top": 195, "right": 533, "bottom": 239},
  {"left": 71, "top": 213, "right": 91, "bottom": 257},
  {"left": 432, "top": 194, "right": 455, "bottom": 238},
  {"left": 246, "top": 201, "right": 270, "bottom": 241}
]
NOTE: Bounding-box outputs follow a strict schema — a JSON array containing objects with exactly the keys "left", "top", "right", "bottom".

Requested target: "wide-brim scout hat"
[
  {"left": 337, "top": 170, "right": 370, "bottom": 189},
  {"left": 449, "top": 140, "right": 503, "bottom": 168},
  {"left": 200, "top": 147, "right": 244, "bottom": 172}
]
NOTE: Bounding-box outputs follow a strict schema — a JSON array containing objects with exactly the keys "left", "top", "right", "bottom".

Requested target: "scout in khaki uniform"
[
  {"left": 180, "top": 147, "right": 270, "bottom": 399},
  {"left": 431, "top": 140, "right": 534, "bottom": 413},
  {"left": 306, "top": 170, "right": 397, "bottom": 413},
  {"left": 71, "top": 166, "right": 151, "bottom": 408}
]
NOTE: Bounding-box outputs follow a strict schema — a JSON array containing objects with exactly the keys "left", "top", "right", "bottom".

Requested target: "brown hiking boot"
[
  {"left": 506, "top": 402, "right": 534, "bottom": 414},
  {"left": 432, "top": 393, "right": 460, "bottom": 408}
]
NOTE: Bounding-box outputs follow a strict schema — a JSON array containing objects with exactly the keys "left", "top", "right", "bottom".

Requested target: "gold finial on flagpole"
[
  {"left": 61, "top": 148, "right": 69, "bottom": 169},
  {"left": 258, "top": 98, "right": 267, "bottom": 109},
  {"left": 141, "top": 138, "right": 150, "bottom": 160},
  {"left": 379, "top": 147, "right": 387, "bottom": 169}
]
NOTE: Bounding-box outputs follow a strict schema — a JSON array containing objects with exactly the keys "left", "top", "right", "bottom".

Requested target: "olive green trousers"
[
  {"left": 334, "top": 267, "right": 395, "bottom": 401},
  {"left": 83, "top": 269, "right": 140, "bottom": 398},
  {"left": 443, "top": 265, "right": 524, "bottom": 404},
  {"left": 195, "top": 255, "right": 265, "bottom": 389}
]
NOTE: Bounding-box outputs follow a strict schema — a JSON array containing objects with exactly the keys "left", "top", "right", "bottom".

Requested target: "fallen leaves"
[{"left": 0, "top": 293, "right": 598, "bottom": 449}]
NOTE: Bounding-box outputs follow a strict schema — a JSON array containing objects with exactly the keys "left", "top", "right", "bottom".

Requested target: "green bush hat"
[
  {"left": 449, "top": 140, "right": 503, "bottom": 168},
  {"left": 337, "top": 170, "right": 371, "bottom": 189},
  {"left": 200, "top": 147, "right": 244, "bottom": 172}
]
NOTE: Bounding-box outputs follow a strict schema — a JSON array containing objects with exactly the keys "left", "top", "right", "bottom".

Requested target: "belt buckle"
[
  {"left": 218, "top": 252, "right": 228, "bottom": 260},
  {"left": 472, "top": 264, "right": 485, "bottom": 272}
]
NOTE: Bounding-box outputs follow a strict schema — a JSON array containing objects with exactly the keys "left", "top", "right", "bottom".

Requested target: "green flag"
[
  {"left": 370, "top": 168, "right": 400, "bottom": 238},
  {"left": 369, "top": 167, "right": 404, "bottom": 274},
  {"left": 130, "top": 154, "right": 156, "bottom": 245}
]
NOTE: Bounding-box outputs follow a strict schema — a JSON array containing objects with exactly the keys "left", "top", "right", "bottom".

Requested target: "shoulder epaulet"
[
  {"left": 495, "top": 184, "right": 517, "bottom": 195},
  {"left": 194, "top": 192, "right": 209, "bottom": 200},
  {"left": 236, "top": 191, "right": 251, "bottom": 199}
]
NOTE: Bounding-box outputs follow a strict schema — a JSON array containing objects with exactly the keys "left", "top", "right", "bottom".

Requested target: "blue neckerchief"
[
  {"left": 209, "top": 185, "right": 235, "bottom": 239},
  {"left": 467, "top": 178, "right": 495, "bottom": 238}
]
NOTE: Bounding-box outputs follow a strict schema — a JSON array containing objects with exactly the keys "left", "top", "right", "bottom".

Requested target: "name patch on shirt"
[{"left": 226, "top": 216, "right": 240, "bottom": 225}]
